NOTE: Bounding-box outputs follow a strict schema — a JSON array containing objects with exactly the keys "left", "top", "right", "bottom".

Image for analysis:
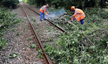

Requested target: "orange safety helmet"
[{"left": 71, "top": 6, "right": 75, "bottom": 10}]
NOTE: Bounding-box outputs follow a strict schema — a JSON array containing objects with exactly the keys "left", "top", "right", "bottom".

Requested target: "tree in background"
[
  {"left": 0, "top": 0, "right": 107, "bottom": 9},
  {"left": 22, "top": 0, "right": 28, "bottom": 3},
  {"left": 26, "top": 0, "right": 45, "bottom": 6},
  {"left": 0, "top": 0, "right": 19, "bottom": 8},
  {"left": 26, "top": 0, "right": 107, "bottom": 9},
  {"left": 18, "top": 0, "right": 108, "bottom": 9},
  {"left": 50, "top": 0, "right": 107, "bottom": 9}
]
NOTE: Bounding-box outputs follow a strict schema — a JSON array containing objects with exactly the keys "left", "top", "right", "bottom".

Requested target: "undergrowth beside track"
[
  {"left": 0, "top": 7, "right": 21, "bottom": 49},
  {"left": 45, "top": 8, "right": 108, "bottom": 64}
]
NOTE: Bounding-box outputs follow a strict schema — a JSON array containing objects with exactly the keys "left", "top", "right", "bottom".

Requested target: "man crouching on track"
[
  {"left": 70, "top": 6, "right": 85, "bottom": 26},
  {"left": 39, "top": 4, "right": 49, "bottom": 21}
]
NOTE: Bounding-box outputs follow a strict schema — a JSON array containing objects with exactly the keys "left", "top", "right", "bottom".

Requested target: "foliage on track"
[{"left": 44, "top": 8, "right": 108, "bottom": 64}]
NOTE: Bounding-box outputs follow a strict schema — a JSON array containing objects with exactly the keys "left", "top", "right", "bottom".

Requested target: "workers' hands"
[
  {"left": 71, "top": 18, "right": 73, "bottom": 22},
  {"left": 47, "top": 11, "right": 49, "bottom": 14},
  {"left": 45, "top": 12, "right": 48, "bottom": 15},
  {"left": 45, "top": 11, "right": 49, "bottom": 15}
]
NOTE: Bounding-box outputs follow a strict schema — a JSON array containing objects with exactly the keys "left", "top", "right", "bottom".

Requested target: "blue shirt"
[{"left": 43, "top": 6, "right": 47, "bottom": 11}]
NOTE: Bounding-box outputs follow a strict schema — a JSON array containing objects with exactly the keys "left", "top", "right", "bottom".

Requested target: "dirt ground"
[{"left": 0, "top": 4, "right": 62, "bottom": 64}]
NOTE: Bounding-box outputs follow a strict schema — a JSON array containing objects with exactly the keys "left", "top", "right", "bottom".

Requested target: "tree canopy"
[
  {"left": 23, "top": 0, "right": 107, "bottom": 9},
  {"left": 0, "top": 0, "right": 19, "bottom": 8}
]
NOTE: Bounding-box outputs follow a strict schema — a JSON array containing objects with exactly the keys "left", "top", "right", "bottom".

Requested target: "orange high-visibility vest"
[
  {"left": 39, "top": 5, "right": 47, "bottom": 13},
  {"left": 74, "top": 9, "right": 85, "bottom": 21}
]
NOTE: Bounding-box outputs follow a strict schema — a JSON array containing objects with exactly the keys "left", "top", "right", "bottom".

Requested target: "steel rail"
[
  {"left": 20, "top": 3, "right": 52, "bottom": 64},
  {"left": 24, "top": 4, "right": 67, "bottom": 33}
]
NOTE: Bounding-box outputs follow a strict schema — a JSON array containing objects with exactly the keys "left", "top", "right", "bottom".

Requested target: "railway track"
[
  {"left": 20, "top": 3, "right": 69, "bottom": 64},
  {"left": 20, "top": 3, "right": 52, "bottom": 64},
  {"left": 24, "top": 4, "right": 67, "bottom": 34},
  {"left": 19, "top": 3, "right": 108, "bottom": 64}
]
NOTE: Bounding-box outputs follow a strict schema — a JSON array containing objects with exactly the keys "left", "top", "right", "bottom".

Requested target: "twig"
[
  {"left": 82, "top": 32, "right": 94, "bottom": 45},
  {"left": 87, "top": 28, "right": 108, "bottom": 35},
  {"left": 67, "top": 21, "right": 79, "bottom": 30},
  {"left": 67, "top": 21, "right": 94, "bottom": 45}
]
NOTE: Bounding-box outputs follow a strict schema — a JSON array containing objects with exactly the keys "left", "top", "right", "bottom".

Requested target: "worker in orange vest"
[
  {"left": 70, "top": 6, "right": 85, "bottom": 25},
  {"left": 39, "top": 4, "right": 49, "bottom": 21}
]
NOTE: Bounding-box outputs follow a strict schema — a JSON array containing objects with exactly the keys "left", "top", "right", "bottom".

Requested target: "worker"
[
  {"left": 70, "top": 6, "right": 85, "bottom": 25},
  {"left": 39, "top": 4, "right": 49, "bottom": 21}
]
